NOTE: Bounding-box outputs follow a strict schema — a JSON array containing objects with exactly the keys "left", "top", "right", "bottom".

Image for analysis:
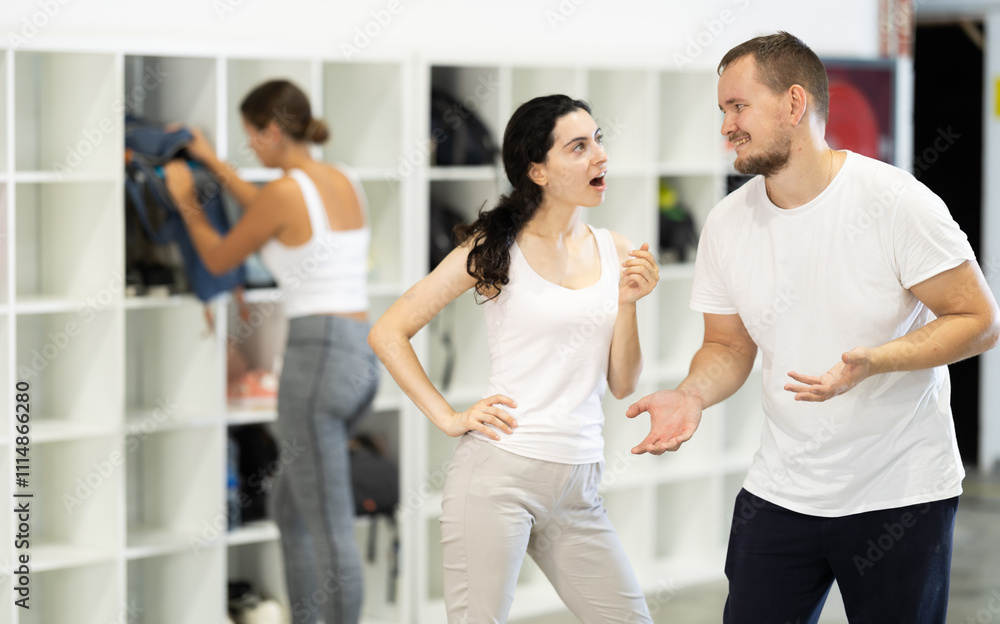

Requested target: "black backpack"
[
  {"left": 349, "top": 433, "right": 399, "bottom": 517},
  {"left": 429, "top": 88, "right": 500, "bottom": 166},
  {"left": 229, "top": 424, "right": 279, "bottom": 524},
  {"left": 429, "top": 197, "right": 467, "bottom": 271},
  {"left": 349, "top": 433, "right": 400, "bottom": 602}
]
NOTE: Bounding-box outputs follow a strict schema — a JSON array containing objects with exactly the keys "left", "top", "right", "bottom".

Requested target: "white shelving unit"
[
  {"left": 2, "top": 42, "right": 768, "bottom": 623},
  {"left": 2, "top": 45, "right": 413, "bottom": 624}
]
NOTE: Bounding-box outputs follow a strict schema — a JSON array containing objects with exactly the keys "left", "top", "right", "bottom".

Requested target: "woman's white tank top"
[
  {"left": 259, "top": 167, "right": 370, "bottom": 317},
  {"left": 470, "top": 224, "right": 620, "bottom": 464}
]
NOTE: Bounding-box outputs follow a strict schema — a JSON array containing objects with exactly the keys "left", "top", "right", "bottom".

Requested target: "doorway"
[{"left": 913, "top": 21, "right": 985, "bottom": 465}]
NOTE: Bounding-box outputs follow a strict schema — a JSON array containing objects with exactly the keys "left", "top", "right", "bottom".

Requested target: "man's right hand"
[{"left": 626, "top": 388, "right": 703, "bottom": 455}]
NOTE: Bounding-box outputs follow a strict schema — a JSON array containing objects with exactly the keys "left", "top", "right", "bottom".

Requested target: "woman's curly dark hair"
[{"left": 454, "top": 94, "right": 591, "bottom": 300}]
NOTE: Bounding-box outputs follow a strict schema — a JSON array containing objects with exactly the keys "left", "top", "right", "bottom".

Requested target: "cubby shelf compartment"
[
  {"left": 126, "top": 427, "right": 224, "bottom": 559},
  {"left": 19, "top": 562, "right": 122, "bottom": 624},
  {"left": 14, "top": 52, "right": 121, "bottom": 178}
]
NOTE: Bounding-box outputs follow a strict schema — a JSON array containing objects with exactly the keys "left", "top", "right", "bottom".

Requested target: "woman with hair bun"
[
  {"left": 165, "top": 79, "right": 379, "bottom": 624},
  {"left": 369, "top": 94, "right": 657, "bottom": 623}
]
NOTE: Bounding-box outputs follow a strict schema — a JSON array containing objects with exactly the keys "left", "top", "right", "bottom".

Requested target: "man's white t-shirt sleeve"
[
  {"left": 691, "top": 209, "right": 739, "bottom": 315},
  {"left": 893, "top": 182, "right": 975, "bottom": 290}
]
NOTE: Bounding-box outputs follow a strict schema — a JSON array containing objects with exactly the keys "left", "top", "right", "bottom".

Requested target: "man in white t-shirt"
[{"left": 627, "top": 31, "right": 999, "bottom": 623}]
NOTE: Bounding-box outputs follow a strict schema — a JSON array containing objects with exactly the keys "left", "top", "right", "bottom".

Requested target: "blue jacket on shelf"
[{"left": 124, "top": 115, "right": 245, "bottom": 302}]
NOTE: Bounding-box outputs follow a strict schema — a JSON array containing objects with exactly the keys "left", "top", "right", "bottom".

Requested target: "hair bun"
[{"left": 306, "top": 118, "right": 331, "bottom": 144}]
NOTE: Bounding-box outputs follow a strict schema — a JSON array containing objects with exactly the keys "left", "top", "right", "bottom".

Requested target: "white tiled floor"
[{"left": 519, "top": 469, "right": 1000, "bottom": 624}]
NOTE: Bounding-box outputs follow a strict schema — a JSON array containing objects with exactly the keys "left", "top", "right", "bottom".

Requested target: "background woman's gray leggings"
[{"left": 268, "top": 315, "right": 380, "bottom": 624}]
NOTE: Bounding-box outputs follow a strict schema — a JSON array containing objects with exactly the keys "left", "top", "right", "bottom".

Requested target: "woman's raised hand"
[
  {"left": 183, "top": 126, "right": 218, "bottom": 164},
  {"left": 619, "top": 242, "right": 659, "bottom": 304}
]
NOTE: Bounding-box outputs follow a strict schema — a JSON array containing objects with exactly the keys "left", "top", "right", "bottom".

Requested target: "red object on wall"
[
  {"left": 824, "top": 61, "right": 896, "bottom": 164},
  {"left": 826, "top": 79, "right": 881, "bottom": 160}
]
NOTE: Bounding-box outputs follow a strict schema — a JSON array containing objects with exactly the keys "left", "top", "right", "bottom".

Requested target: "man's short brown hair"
[{"left": 718, "top": 31, "right": 830, "bottom": 123}]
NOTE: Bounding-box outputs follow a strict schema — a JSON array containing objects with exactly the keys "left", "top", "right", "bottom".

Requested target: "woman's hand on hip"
[{"left": 441, "top": 394, "right": 519, "bottom": 440}]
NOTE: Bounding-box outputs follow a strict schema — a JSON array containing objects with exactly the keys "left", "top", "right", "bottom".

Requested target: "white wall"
[{"left": 1, "top": 0, "right": 879, "bottom": 66}]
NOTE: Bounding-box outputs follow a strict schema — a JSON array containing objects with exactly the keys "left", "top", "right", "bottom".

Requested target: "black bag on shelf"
[
  {"left": 229, "top": 424, "right": 279, "bottom": 524},
  {"left": 349, "top": 432, "right": 400, "bottom": 603},
  {"left": 429, "top": 88, "right": 499, "bottom": 166},
  {"left": 349, "top": 433, "right": 399, "bottom": 517},
  {"left": 429, "top": 197, "right": 466, "bottom": 271}
]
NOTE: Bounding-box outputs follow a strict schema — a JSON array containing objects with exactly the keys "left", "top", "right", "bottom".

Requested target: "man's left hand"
[{"left": 784, "top": 346, "right": 874, "bottom": 402}]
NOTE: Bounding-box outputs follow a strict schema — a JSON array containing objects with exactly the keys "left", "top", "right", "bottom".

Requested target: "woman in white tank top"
[
  {"left": 370, "top": 95, "right": 659, "bottom": 623},
  {"left": 165, "top": 80, "right": 378, "bottom": 624}
]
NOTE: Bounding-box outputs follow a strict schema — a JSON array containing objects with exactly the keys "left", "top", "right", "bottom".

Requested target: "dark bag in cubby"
[
  {"left": 429, "top": 197, "right": 466, "bottom": 271},
  {"left": 229, "top": 424, "right": 280, "bottom": 524},
  {"left": 429, "top": 88, "right": 500, "bottom": 166},
  {"left": 350, "top": 433, "right": 399, "bottom": 517},
  {"left": 349, "top": 432, "right": 400, "bottom": 602}
]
